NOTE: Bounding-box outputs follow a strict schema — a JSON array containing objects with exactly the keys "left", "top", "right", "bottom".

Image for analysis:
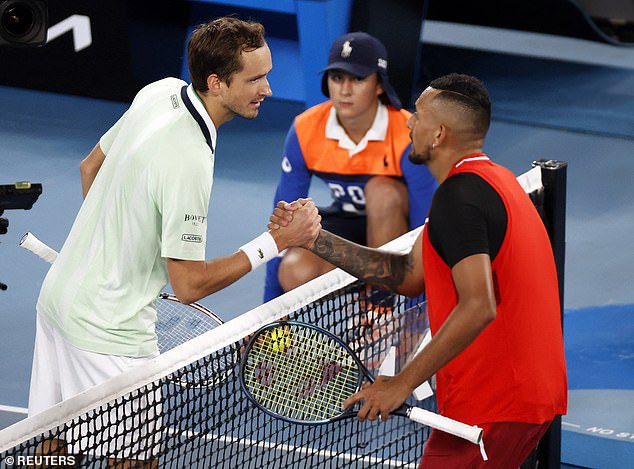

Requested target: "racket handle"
[
  {"left": 407, "top": 406, "right": 483, "bottom": 445},
  {"left": 20, "top": 232, "right": 58, "bottom": 265}
]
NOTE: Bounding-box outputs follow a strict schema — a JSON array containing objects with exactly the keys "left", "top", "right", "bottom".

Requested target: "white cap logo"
[
  {"left": 341, "top": 40, "right": 352, "bottom": 58},
  {"left": 377, "top": 58, "right": 387, "bottom": 69}
]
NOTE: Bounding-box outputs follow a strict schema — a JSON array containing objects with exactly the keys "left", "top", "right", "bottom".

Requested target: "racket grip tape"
[
  {"left": 19, "top": 232, "right": 58, "bottom": 264},
  {"left": 407, "top": 407, "right": 483, "bottom": 445}
]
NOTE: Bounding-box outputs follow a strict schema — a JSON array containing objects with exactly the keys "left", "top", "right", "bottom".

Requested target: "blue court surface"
[{"left": 1, "top": 30, "right": 634, "bottom": 467}]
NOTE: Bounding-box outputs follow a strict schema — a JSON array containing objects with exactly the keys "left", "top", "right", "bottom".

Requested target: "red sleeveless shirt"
[{"left": 422, "top": 155, "right": 567, "bottom": 424}]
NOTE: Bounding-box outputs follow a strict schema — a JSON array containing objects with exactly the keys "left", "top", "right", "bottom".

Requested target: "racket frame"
[
  {"left": 157, "top": 292, "right": 223, "bottom": 330},
  {"left": 240, "top": 320, "right": 483, "bottom": 447},
  {"left": 240, "top": 320, "right": 366, "bottom": 425},
  {"left": 156, "top": 292, "right": 234, "bottom": 388}
]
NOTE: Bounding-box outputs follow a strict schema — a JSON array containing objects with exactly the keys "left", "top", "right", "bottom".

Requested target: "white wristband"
[{"left": 239, "top": 232, "right": 279, "bottom": 271}]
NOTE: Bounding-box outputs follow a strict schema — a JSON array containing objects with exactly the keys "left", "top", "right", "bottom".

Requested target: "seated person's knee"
[
  {"left": 278, "top": 248, "right": 334, "bottom": 292},
  {"left": 365, "top": 176, "right": 408, "bottom": 216}
]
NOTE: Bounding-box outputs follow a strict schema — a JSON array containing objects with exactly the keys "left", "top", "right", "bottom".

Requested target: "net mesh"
[
  {"left": 1, "top": 283, "right": 431, "bottom": 469},
  {"left": 0, "top": 165, "right": 548, "bottom": 469}
]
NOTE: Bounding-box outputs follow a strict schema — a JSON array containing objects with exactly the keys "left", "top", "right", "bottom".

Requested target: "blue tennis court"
[{"left": 1, "top": 23, "right": 634, "bottom": 468}]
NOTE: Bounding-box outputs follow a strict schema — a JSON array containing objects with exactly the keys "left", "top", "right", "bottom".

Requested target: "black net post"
[{"left": 532, "top": 159, "right": 568, "bottom": 469}]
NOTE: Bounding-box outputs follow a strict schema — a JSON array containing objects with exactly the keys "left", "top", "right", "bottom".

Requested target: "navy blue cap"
[{"left": 321, "top": 32, "right": 401, "bottom": 110}]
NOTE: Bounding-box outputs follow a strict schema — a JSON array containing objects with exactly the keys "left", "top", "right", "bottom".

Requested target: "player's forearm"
[
  {"left": 309, "top": 229, "right": 413, "bottom": 294},
  {"left": 80, "top": 143, "right": 106, "bottom": 198},
  {"left": 398, "top": 253, "right": 497, "bottom": 388},
  {"left": 80, "top": 166, "right": 99, "bottom": 199},
  {"left": 168, "top": 252, "right": 251, "bottom": 304},
  {"left": 397, "top": 295, "right": 495, "bottom": 393}
]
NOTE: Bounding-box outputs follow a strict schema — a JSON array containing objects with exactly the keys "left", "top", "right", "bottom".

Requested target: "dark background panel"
[{"left": 0, "top": 0, "right": 191, "bottom": 102}]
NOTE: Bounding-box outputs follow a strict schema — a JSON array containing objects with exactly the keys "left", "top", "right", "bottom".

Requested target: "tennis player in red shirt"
[{"left": 270, "top": 73, "right": 567, "bottom": 467}]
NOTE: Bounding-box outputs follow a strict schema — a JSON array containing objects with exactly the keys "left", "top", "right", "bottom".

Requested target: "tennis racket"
[
  {"left": 20, "top": 231, "right": 235, "bottom": 387},
  {"left": 240, "top": 321, "right": 486, "bottom": 458}
]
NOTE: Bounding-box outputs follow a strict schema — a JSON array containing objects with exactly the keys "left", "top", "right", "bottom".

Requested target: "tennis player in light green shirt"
[{"left": 29, "top": 18, "right": 321, "bottom": 437}]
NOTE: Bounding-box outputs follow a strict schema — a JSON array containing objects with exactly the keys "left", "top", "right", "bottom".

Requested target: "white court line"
[
  {"left": 165, "top": 427, "right": 418, "bottom": 468},
  {"left": 421, "top": 20, "right": 634, "bottom": 69},
  {"left": 562, "top": 421, "right": 582, "bottom": 428},
  {"left": 0, "top": 405, "right": 28, "bottom": 415}
]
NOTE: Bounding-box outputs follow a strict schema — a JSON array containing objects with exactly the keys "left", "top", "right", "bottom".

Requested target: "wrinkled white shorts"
[{"left": 28, "top": 313, "right": 161, "bottom": 459}]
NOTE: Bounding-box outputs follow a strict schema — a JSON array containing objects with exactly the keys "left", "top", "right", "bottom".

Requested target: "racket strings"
[
  {"left": 247, "top": 329, "right": 347, "bottom": 420},
  {"left": 156, "top": 297, "right": 229, "bottom": 386},
  {"left": 156, "top": 299, "right": 221, "bottom": 352},
  {"left": 244, "top": 325, "right": 360, "bottom": 422}
]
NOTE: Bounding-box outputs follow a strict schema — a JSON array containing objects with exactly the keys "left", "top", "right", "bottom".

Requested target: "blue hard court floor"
[{"left": 1, "top": 28, "right": 634, "bottom": 468}]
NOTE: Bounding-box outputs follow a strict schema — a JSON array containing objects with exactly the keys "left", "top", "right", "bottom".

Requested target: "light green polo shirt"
[{"left": 37, "top": 78, "right": 217, "bottom": 357}]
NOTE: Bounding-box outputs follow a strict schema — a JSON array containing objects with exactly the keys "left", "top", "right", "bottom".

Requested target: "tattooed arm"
[
  {"left": 310, "top": 229, "right": 425, "bottom": 297},
  {"left": 269, "top": 200, "right": 425, "bottom": 296}
]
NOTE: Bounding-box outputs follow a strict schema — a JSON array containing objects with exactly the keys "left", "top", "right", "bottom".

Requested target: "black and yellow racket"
[{"left": 239, "top": 321, "right": 485, "bottom": 452}]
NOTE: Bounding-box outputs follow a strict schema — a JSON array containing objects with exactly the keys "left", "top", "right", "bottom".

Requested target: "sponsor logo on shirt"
[
  {"left": 182, "top": 234, "right": 202, "bottom": 243},
  {"left": 171, "top": 94, "right": 180, "bottom": 109},
  {"left": 184, "top": 214, "right": 207, "bottom": 225}
]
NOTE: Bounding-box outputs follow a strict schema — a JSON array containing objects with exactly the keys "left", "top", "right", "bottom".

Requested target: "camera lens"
[
  {"left": 1, "top": 3, "right": 35, "bottom": 37},
  {"left": 0, "top": 0, "right": 47, "bottom": 46}
]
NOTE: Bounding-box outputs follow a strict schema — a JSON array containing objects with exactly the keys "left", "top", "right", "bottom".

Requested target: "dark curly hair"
[{"left": 187, "top": 17, "right": 266, "bottom": 91}]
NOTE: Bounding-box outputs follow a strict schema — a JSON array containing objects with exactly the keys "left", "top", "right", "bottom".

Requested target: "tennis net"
[{"left": 0, "top": 162, "right": 559, "bottom": 469}]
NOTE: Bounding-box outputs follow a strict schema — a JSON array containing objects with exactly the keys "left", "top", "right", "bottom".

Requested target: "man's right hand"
[
  {"left": 268, "top": 198, "right": 312, "bottom": 230},
  {"left": 270, "top": 198, "right": 321, "bottom": 250}
]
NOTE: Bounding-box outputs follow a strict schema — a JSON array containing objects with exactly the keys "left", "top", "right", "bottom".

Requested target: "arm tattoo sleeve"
[{"left": 310, "top": 230, "right": 413, "bottom": 291}]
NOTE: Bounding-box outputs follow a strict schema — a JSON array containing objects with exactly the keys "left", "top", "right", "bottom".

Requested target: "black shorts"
[{"left": 318, "top": 204, "right": 367, "bottom": 246}]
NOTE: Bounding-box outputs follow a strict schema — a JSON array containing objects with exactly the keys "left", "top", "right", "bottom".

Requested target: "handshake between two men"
[{"left": 266, "top": 198, "right": 322, "bottom": 253}]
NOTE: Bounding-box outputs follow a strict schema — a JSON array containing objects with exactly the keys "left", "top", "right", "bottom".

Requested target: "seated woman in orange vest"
[{"left": 263, "top": 32, "right": 436, "bottom": 301}]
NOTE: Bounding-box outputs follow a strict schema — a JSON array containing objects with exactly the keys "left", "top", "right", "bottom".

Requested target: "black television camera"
[
  {"left": 0, "top": 181, "right": 42, "bottom": 290},
  {"left": 0, "top": 0, "right": 48, "bottom": 47}
]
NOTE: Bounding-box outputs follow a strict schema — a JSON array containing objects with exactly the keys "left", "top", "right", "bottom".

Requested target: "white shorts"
[{"left": 29, "top": 313, "right": 161, "bottom": 459}]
